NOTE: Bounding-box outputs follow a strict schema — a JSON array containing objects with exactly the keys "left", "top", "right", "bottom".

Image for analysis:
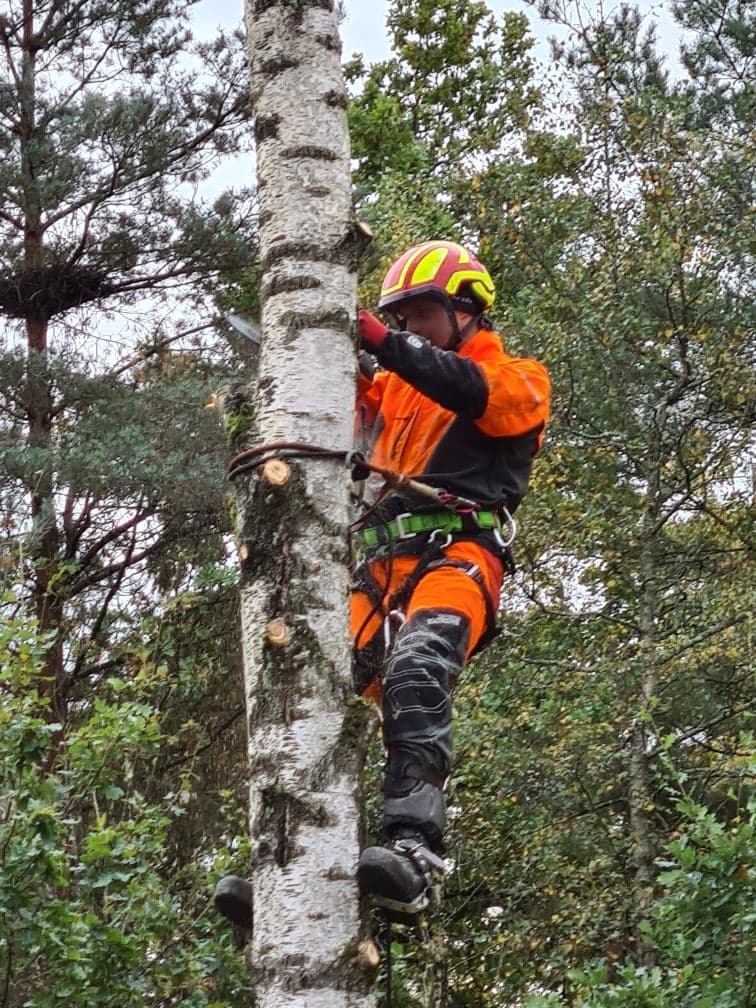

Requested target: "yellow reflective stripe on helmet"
[
  {"left": 381, "top": 242, "right": 435, "bottom": 297},
  {"left": 411, "top": 246, "right": 450, "bottom": 286},
  {"left": 446, "top": 267, "right": 494, "bottom": 298}
]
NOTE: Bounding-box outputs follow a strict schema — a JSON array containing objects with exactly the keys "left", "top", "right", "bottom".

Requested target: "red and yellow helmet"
[{"left": 378, "top": 240, "right": 495, "bottom": 315}]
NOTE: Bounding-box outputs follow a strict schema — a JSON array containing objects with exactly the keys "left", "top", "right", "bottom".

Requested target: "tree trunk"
[
  {"left": 238, "top": 1, "right": 374, "bottom": 1004},
  {"left": 19, "top": 0, "right": 66, "bottom": 725},
  {"left": 627, "top": 418, "right": 664, "bottom": 968}
]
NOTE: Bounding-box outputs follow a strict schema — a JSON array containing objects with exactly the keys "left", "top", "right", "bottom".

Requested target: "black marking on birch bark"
[
  {"left": 249, "top": 937, "right": 373, "bottom": 994},
  {"left": 261, "top": 241, "right": 332, "bottom": 271},
  {"left": 260, "top": 232, "right": 369, "bottom": 271},
  {"left": 274, "top": 792, "right": 289, "bottom": 867},
  {"left": 260, "top": 55, "right": 299, "bottom": 76},
  {"left": 334, "top": 221, "right": 375, "bottom": 269},
  {"left": 260, "top": 789, "right": 334, "bottom": 868},
  {"left": 263, "top": 275, "right": 322, "bottom": 297},
  {"left": 280, "top": 307, "right": 351, "bottom": 333},
  {"left": 252, "top": 0, "right": 330, "bottom": 16},
  {"left": 323, "top": 88, "right": 348, "bottom": 109},
  {"left": 262, "top": 0, "right": 333, "bottom": 29},
  {"left": 255, "top": 374, "right": 277, "bottom": 410},
  {"left": 313, "top": 31, "right": 340, "bottom": 52},
  {"left": 280, "top": 144, "right": 338, "bottom": 161},
  {"left": 255, "top": 114, "right": 281, "bottom": 143}
]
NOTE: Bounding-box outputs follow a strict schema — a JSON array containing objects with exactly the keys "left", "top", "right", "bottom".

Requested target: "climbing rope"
[{"left": 227, "top": 440, "right": 486, "bottom": 515}]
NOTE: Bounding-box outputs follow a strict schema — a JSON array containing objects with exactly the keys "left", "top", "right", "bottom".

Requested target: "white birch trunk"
[{"left": 237, "top": 1, "right": 375, "bottom": 1005}]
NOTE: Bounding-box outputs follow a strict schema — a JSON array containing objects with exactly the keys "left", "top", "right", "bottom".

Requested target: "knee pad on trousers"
[
  {"left": 382, "top": 609, "right": 470, "bottom": 780},
  {"left": 383, "top": 779, "right": 447, "bottom": 852}
]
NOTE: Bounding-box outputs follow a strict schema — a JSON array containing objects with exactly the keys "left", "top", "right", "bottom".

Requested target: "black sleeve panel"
[{"left": 374, "top": 331, "right": 489, "bottom": 418}]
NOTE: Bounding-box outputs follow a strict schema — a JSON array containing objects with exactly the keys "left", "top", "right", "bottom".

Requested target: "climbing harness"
[
  {"left": 228, "top": 440, "right": 516, "bottom": 555},
  {"left": 229, "top": 439, "right": 517, "bottom": 659},
  {"left": 356, "top": 506, "right": 516, "bottom": 555}
]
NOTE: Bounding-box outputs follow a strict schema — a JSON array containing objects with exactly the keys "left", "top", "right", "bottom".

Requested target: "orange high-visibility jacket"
[{"left": 358, "top": 327, "right": 551, "bottom": 516}]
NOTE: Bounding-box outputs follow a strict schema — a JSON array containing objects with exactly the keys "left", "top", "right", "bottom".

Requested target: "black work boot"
[
  {"left": 213, "top": 875, "right": 253, "bottom": 930},
  {"left": 357, "top": 832, "right": 446, "bottom": 922}
]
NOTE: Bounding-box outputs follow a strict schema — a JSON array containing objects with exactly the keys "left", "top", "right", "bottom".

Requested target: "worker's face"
[{"left": 395, "top": 297, "right": 473, "bottom": 350}]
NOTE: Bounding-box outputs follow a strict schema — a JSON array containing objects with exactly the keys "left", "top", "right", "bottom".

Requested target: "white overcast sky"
[
  {"left": 191, "top": 0, "right": 684, "bottom": 65},
  {"left": 189, "top": 0, "right": 685, "bottom": 202}
]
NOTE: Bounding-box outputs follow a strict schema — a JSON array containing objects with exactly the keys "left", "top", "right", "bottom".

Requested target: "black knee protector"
[
  {"left": 381, "top": 609, "right": 470, "bottom": 780},
  {"left": 383, "top": 778, "right": 447, "bottom": 853}
]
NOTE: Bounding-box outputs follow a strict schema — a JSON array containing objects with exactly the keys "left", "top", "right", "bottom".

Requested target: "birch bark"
[{"left": 237, "top": 2, "right": 374, "bottom": 1004}]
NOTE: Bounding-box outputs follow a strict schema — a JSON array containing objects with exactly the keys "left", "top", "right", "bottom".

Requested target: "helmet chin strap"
[
  {"left": 393, "top": 298, "right": 480, "bottom": 351},
  {"left": 446, "top": 309, "right": 479, "bottom": 352}
]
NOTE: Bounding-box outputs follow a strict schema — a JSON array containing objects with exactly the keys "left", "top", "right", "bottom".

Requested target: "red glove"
[{"left": 358, "top": 309, "right": 389, "bottom": 352}]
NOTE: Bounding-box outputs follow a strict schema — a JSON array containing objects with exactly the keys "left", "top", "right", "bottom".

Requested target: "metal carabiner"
[
  {"left": 383, "top": 608, "right": 405, "bottom": 650},
  {"left": 428, "top": 528, "right": 452, "bottom": 550},
  {"left": 493, "top": 506, "right": 517, "bottom": 549}
]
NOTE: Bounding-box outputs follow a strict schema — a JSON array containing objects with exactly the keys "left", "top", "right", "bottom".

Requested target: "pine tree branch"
[
  {"left": 68, "top": 540, "right": 162, "bottom": 596},
  {"left": 69, "top": 505, "right": 157, "bottom": 589},
  {"left": 66, "top": 507, "right": 140, "bottom": 688},
  {"left": 0, "top": 17, "right": 22, "bottom": 101},
  {"left": 161, "top": 706, "right": 245, "bottom": 771},
  {"left": 0, "top": 205, "right": 23, "bottom": 230},
  {"left": 43, "top": 83, "right": 247, "bottom": 234},
  {"left": 64, "top": 493, "right": 97, "bottom": 560},
  {"left": 40, "top": 14, "right": 122, "bottom": 126},
  {"left": 99, "top": 322, "right": 215, "bottom": 381}
]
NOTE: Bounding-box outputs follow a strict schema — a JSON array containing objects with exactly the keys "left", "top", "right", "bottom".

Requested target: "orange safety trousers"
[
  {"left": 351, "top": 540, "right": 504, "bottom": 704},
  {"left": 351, "top": 539, "right": 504, "bottom": 847}
]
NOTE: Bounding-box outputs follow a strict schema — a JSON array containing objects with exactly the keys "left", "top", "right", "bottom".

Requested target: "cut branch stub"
[
  {"left": 266, "top": 617, "right": 290, "bottom": 647},
  {"left": 356, "top": 939, "right": 380, "bottom": 970},
  {"left": 260, "top": 459, "right": 291, "bottom": 486}
]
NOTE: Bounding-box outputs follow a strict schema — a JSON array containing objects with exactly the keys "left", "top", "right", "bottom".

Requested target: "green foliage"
[
  {"left": 349, "top": 1, "right": 754, "bottom": 1004},
  {"left": 526, "top": 792, "right": 755, "bottom": 1007},
  {"left": 346, "top": 0, "right": 542, "bottom": 307},
  {"left": 0, "top": 608, "right": 249, "bottom": 1006}
]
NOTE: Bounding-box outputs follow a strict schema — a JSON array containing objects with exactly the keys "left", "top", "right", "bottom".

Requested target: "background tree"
[
  {"left": 346, "top": 0, "right": 754, "bottom": 1003},
  {"left": 0, "top": 1, "right": 258, "bottom": 1003},
  {"left": 346, "top": 0, "right": 541, "bottom": 293},
  {"left": 0, "top": 0, "right": 254, "bottom": 720}
]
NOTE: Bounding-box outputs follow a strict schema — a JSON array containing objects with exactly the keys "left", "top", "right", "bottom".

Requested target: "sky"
[
  {"left": 191, "top": 0, "right": 686, "bottom": 70},
  {"left": 188, "top": 0, "right": 687, "bottom": 204}
]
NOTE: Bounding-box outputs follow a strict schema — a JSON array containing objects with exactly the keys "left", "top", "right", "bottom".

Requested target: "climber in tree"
[
  {"left": 213, "top": 239, "right": 550, "bottom": 930},
  {"left": 352, "top": 240, "right": 550, "bottom": 918}
]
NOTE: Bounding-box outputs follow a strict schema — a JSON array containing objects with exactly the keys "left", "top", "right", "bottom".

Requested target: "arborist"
[
  {"left": 214, "top": 239, "right": 550, "bottom": 930},
  {"left": 351, "top": 240, "right": 550, "bottom": 918}
]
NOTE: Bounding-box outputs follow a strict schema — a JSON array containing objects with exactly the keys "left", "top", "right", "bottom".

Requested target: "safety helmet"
[{"left": 378, "top": 240, "right": 495, "bottom": 316}]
